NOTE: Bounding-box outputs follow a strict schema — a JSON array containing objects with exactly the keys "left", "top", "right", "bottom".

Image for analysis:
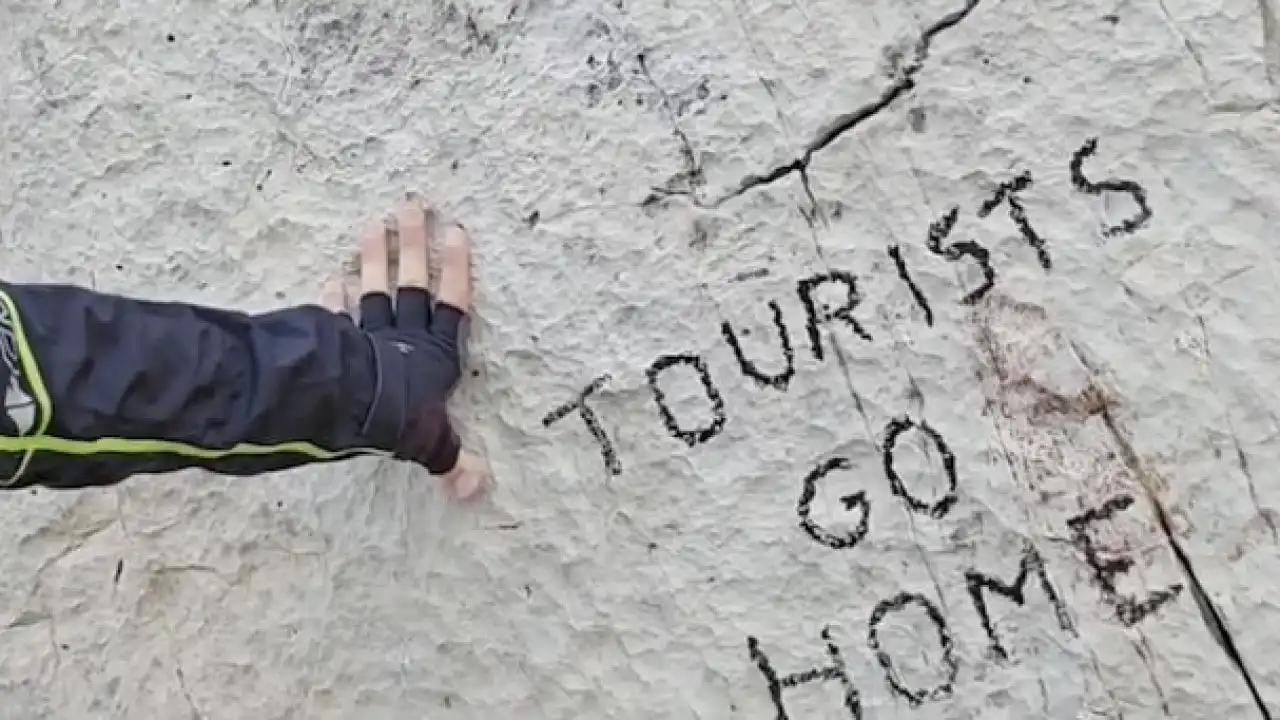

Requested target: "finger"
[
  {"left": 430, "top": 223, "right": 472, "bottom": 344},
  {"left": 443, "top": 451, "right": 489, "bottom": 502},
  {"left": 358, "top": 218, "right": 393, "bottom": 331},
  {"left": 394, "top": 197, "right": 432, "bottom": 289},
  {"left": 320, "top": 276, "right": 351, "bottom": 319},
  {"left": 435, "top": 223, "right": 472, "bottom": 314},
  {"left": 447, "top": 469, "right": 486, "bottom": 502},
  {"left": 394, "top": 197, "right": 433, "bottom": 328}
]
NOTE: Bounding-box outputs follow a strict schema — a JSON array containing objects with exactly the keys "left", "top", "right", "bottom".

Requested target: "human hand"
[{"left": 321, "top": 196, "right": 488, "bottom": 501}]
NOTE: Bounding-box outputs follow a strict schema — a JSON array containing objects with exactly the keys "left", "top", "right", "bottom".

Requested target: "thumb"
[{"left": 443, "top": 451, "right": 489, "bottom": 502}]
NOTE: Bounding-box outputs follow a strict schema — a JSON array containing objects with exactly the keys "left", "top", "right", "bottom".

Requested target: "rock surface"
[{"left": 2, "top": 0, "right": 1279, "bottom": 717}]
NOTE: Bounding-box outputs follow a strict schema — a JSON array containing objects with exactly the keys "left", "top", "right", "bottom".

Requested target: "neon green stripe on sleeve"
[{"left": 0, "top": 288, "right": 387, "bottom": 475}]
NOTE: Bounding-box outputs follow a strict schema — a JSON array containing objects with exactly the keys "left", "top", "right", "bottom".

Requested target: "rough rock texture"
[{"left": 2, "top": 0, "right": 1280, "bottom": 717}]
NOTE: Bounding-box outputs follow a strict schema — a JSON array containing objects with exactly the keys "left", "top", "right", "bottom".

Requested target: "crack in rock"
[
  {"left": 977, "top": 304, "right": 1270, "bottom": 717},
  {"left": 636, "top": 52, "right": 705, "bottom": 198},
  {"left": 1093, "top": 394, "right": 1274, "bottom": 720},
  {"left": 642, "top": 0, "right": 981, "bottom": 209},
  {"left": 1153, "top": 0, "right": 1211, "bottom": 90},
  {"left": 1259, "top": 0, "right": 1280, "bottom": 92},
  {"left": 175, "top": 664, "right": 205, "bottom": 720}
]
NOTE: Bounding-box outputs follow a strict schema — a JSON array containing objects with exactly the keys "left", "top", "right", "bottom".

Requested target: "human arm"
[{"left": 0, "top": 198, "right": 481, "bottom": 497}]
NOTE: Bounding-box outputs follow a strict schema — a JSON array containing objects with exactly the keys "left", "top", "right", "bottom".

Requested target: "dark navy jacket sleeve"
[{"left": 0, "top": 280, "right": 460, "bottom": 490}]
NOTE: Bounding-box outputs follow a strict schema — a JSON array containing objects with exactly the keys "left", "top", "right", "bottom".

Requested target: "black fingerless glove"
[
  {"left": 355, "top": 287, "right": 467, "bottom": 474},
  {"left": 0, "top": 280, "right": 468, "bottom": 489}
]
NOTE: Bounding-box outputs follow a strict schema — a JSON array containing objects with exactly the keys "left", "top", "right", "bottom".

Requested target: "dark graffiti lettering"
[
  {"left": 867, "top": 592, "right": 957, "bottom": 707},
  {"left": 965, "top": 543, "right": 1075, "bottom": 661},
  {"left": 548, "top": 134, "right": 1155, "bottom": 477},
  {"left": 549, "top": 131, "right": 1179, "bottom": 705},
  {"left": 887, "top": 245, "right": 934, "bottom": 327},
  {"left": 1069, "top": 137, "right": 1153, "bottom": 237},
  {"left": 542, "top": 374, "right": 622, "bottom": 476},
  {"left": 1067, "top": 494, "right": 1184, "bottom": 626},
  {"left": 882, "top": 416, "right": 958, "bottom": 519},
  {"left": 797, "top": 271, "right": 872, "bottom": 362},
  {"left": 721, "top": 300, "right": 796, "bottom": 391},
  {"left": 747, "top": 628, "right": 862, "bottom": 720},
  {"left": 646, "top": 353, "right": 728, "bottom": 446},
  {"left": 977, "top": 171, "right": 1051, "bottom": 270},
  {"left": 923, "top": 207, "right": 996, "bottom": 305},
  {"left": 797, "top": 457, "right": 870, "bottom": 550}
]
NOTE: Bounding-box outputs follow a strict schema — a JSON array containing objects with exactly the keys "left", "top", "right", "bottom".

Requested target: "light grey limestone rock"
[{"left": 1, "top": 0, "right": 1278, "bottom": 716}]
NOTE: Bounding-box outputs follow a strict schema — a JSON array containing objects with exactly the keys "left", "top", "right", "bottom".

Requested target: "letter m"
[{"left": 965, "top": 543, "right": 1076, "bottom": 661}]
